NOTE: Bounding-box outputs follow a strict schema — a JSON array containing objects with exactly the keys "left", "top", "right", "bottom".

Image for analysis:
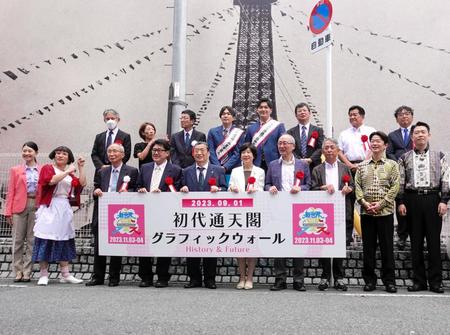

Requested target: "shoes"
[
  {"left": 60, "top": 275, "right": 83, "bottom": 284},
  {"left": 37, "top": 276, "right": 49, "bottom": 286},
  {"left": 14, "top": 272, "right": 23, "bottom": 282},
  {"left": 293, "top": 281, "right": 306, "bottom": 291},
  {"left": 85, "top": 279, "right": 104, "bottom": 286},
  {"left": 397, "top": 239, "right": 406, "bottom": 251},
  {"left": 154, "top": 281, "right": 169, "bottom": 288},
  {"left": 244, "top": 280, "right": 253, "bottom": 290},
  {"left": 334, "top": 279, "right": 348, "bottom": 291},
  {"left": 184, "top": 281, "right": 202, "bottom": 289},
  {"left": 204, "top": 281, "right": 217, "bottom": 289},
  {"left": 270, "top": 280, "right": 287, "bottom": 291},
  {"left": 429, "top": 285, "right": 444, "bottom": 294},
  {"left": 139, "top": 280, "right": 153, "bottom": 288},
  {"left": 22, "top": 276, "right": 31, "bottom": 283},
  {"left": 407, "top": 283, "right": 427, "bottom": 292},
  {"left": 363, "top": 283, "right": 376, "bottom": 292},
  {"left": 108, "top": 280, "right": 120, "bottom": 287},
  {"left": 236, "top": 280, "right": 245, "bottom": 289},
  {"left": 385, "top": 284, "right": 397, "bottom": 293},
  {"left": 318, "top": 279, "right": 329, "bottom": 291}
]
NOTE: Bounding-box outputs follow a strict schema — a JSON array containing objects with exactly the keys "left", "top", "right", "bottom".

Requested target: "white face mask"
[{"left": 106, "top": 119, "right": 118, "bottom": 130}]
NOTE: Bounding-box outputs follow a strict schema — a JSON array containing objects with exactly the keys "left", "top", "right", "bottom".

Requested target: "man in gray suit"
[
  {"left": 386, "top": 106, "right": 414, "bottom": 250},
  {"left": 311, "top": 138, "right": 354, "bottom": 291}
]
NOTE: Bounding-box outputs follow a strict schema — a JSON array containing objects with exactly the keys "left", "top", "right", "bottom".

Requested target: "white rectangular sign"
[{"left": 311, "top": 28, "right": 332, "bottom": 54}]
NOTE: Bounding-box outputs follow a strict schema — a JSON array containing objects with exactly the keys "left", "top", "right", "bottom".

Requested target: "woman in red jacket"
[
  {"left": 32, "top": 146, "right": 86, "bottom": 286},
  {"left": 5, "top": 141, "right": 40, "bottom": 282}
]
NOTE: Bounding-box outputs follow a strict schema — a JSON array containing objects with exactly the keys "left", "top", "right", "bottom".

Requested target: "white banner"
[{"left": 99, "top": 191, "right": 346, "bottom": 257}]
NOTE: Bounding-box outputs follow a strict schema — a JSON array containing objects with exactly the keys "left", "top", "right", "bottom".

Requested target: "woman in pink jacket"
[{"left": 5, "top": 142, "right": 40, "bottom": 282}]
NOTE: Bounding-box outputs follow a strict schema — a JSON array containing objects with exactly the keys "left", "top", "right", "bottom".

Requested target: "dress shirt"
[
  {"left": 196, "top": 163, "right": 209, "bottom": 181},
  {"left": 298, "top": 123, "right": 311, "bottom": 136},
  {"left": 25, "top": 165, "right": 39, "bottom": 193},
  {"left": 105, "top": 127, "right": 119, "bottom": 145},
  {"left": 338, "top": 124, "right": 377, "bottom": 161},
  {"left": 325, "top": 161, "right": 339, "bottom": 190},
  {"left": 280, "top": 157, "right": 295, "bottom": 192},
  {"left": 108, "top": 164, "right": 122, "bottom": 192},
  {"left": 150, "top": 161, "right": 167, "bottom": 191},
  {"left": 355, "top": 157, "right": 399, "bottom": 216}
]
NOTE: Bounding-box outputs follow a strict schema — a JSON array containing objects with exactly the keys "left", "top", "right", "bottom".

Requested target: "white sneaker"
[
  {"left": 37, "top": 276, "right": 49, "bottom": 286},
  {"left": 60, "top": 275, "right": 83, "bottom": 284}
]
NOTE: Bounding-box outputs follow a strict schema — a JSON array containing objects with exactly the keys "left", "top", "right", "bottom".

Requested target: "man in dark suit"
[
  {"left": 86, "top": 143, "right": 139, "bottom": 287},
  {"left": 180, "top": 141, "right": 227, "bottom": 289},
  {"left": 386, "top": 106, "right": 414, "bottom": 250},
  {"left": 136, "top": 139, "right": 182, "bottom": 288},
  {"left": 265, "top": 134, "right": 310, "bottom": 291},
  {"left": 170, "top": 109, "right": 206, "bottom": 168},
  {"left": 287, "top": 102, "right": 325, "bottom": 172},
  {"left": 311, "top": 138, "right": 354, "bottom": 291},
  {"left": 244, "top": 98, "right": 286, "bottom": 171},
  {"left": 91, "top": 108, "right": 132, "bottom": 171}
]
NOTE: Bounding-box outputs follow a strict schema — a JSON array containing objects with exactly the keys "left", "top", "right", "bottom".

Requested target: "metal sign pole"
[{"left": 326, "top": 31, "right": 333, "bottom": 138}]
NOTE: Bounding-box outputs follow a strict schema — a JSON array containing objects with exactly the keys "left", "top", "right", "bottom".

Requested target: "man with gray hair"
[{"left": 91, "top": 109, "right": 131, "bottom": 171}]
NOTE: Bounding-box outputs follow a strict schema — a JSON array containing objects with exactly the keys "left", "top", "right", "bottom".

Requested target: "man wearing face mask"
[{"left": 91, "top": 109, "right": 132, "bottom": 172}]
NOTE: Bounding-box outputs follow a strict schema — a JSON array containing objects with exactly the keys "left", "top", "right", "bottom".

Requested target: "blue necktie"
[
  {"left": 110, "top": 169, "right": 119, "bottom": 192},
  {"left": 301, "top": 126, "right": 307, "bottom": 157},
  {"left": 105, "top": 130, "right": 113, "bottom": 163},
  {"left": 185, "top": 132, "right": 190, "bottom": 150},
  {"left": 403, "top": 128, "right": 409, "bottom": 147},
  {"left": 197, "top": 167, "right": 205, "bottom": 188}
]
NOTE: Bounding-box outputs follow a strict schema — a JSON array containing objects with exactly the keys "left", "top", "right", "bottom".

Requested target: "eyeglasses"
[
  {"left": 151, "top": 149, "right": 168, "bottom": 153},
  {"left": 278, "top": 141, "right": 294, "bottom": 146},
  {"left": 397, "top": 112, "right": 412, "bottom": 117}
]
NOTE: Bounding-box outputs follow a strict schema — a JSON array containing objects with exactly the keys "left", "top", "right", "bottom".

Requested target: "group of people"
[{"left": 4, "top": 100, "right": 448, "bottom": 293}]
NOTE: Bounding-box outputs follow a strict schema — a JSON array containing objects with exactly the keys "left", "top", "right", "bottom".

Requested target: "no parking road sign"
[{"left": 309, "top": 0, "right": 333, "bottom": 35}]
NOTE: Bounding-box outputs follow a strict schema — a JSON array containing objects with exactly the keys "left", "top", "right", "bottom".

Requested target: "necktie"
[
  {"left": 301, "top": 126, "right": 307, "bottom": 157},
  {"left": 197, "top": 167, "right": 205, "bottom": 187},
  {"left": 150, "top": 166, "right": 161, "bottom": 191},
  {"left": 110, "top": 169, "right": 119, "bottom": 192},
  {"left": 223, "top": 128, "right": 229, "bottom": 138},
  {"left": 105, "top": 130, "right": 114, "bottom": 163},
  {"left": 403, "top": 128, "right": 409, "bottom": 147},
  {"left": 185, "top": 132, "right": 190, "bottom": 150}
]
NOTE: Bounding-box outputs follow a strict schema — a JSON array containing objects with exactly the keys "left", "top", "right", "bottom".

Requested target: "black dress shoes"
[
  {"left": 204, "top": 281, "right": 217, "bottom": 289},
  {"left": 270, "top": 280, "right": 287, "bottom": 291},
  {"left": 139, "top": 280, "right": 153, "bottom": 288},
  {"left": 184, "top": 281, "right": 202, "bottom": 288},
  {"left": 363, "top": 283, "right": 376, "bottom": 292},
  {"left": 293, "top": 281, "right": 306, "bottom": 291},
  {"left": 407, "top": 283, "right": 427, "bottom": 292},
  {"left": 385, "top": 284, "right": 397, "bottom": 293},
  {"left": 108, "top": 280, "right": 120, "bottom": 287},
  {"left": 154, "top": 281, "right": 169, "bottom": 288},
  {"left": 85, "top": 279, "right": 104, "bottom": 286},
  {"left": 397, "top": 239, "right": 406, "bottom": 251},
  {"left": 429, "top": 285, "right": 444, "bottom": 294}
]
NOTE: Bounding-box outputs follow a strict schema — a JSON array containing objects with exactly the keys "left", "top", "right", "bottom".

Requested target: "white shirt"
[
  {"left": 108, "top": 164, "right": 123, "bottom": 192},
  {"left": 325, "top": 161, "right": 339, "bottom": 190},
  {"left": 150, "top": 161, "right": 167, "bottom": 191},
  {"left": 105, "top": 127, "right": 119, "bottom": 144},
  {"left": 338, "top": 124, "right": 376, "bottom": 161},
  {"left": 196, "top": 163, "right": 209, "bottom": 180},
  {"left": 298, "top": 122, "right": 310, "bottom": 136},
  {"left": 280, "top": 157, "right": 295, "bottom": 192}
]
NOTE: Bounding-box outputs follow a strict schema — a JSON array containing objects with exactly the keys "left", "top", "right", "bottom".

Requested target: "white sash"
[
  {"left": 216, "top": 127, "right": 244, "bottom": 163},
  {"left": 251, "top": 119, "right": 280, "bottom": 148}
]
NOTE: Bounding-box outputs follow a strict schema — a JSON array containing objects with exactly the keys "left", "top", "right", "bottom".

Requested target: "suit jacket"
[
  {"left": 170, "top": 129, "right": 206, "bottom": 168},
  {"left": 386, "top": 128, "right": 413, "bottom": 161},
  {"left": 92, "top": 163, "right": 138, "bottom": 229},
  {"left": 244, "top": 121, "right": 286, "bottom": 167},
  {"left": 91, "top": 129, "right": 132, "bottom": 171},
  {"left": 207, "top": 125, "right": 244, "bottom": 173},
  {"left": 137, "top": 161, "right": 182, "bottom": 192},
  {"left": 5, "top": 165, "right": 41, "bottom": 216},
  {"left": 181, "top": 163, "right": 227, "bottom": 192},
  {"left": 264, "top": 158, "right": 311, "bottom": 191},
  {"left": 228, "top": 165, "right": 265, "bottom": 192},
  {"left": 287, "top": 124, "right": 324, "bottom": 169},
  {"left": 311, "top": 161, "right": 354, "bottom": 221}
]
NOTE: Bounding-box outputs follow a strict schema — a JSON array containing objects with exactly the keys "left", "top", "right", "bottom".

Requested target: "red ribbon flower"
[
  {"left": 308, "top": 131, "right": 319, "bottom": 148},
  {"left": 247, "top": 176, "right": 256, "bottom": 184},
  {"left": 208, "top": 177, "right": 217, "bottom": 186},
  {"left": 342, "top": 174, "right": 351, "bottom": 184},
  {"left": 296, "top": 171, "right": 305, "bottom": 180},
  {"left": 361, "top": 135, "right": 369, "bottom": 151},
  {"left": 114, "top": 139, "right": 123, "bottom": 145},
  {"left": 165, "top": 176, "right": 174, "bottom": 185},
  {"left": 71, "top": 178, "right": 80, "bottom": 187}
]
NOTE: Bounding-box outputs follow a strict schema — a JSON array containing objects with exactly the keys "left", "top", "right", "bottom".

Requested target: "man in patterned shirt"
[
  {"left": 355, "top": 131, "right": 400, "bottom": 293},
  {"left": 397, "top": 121, "right": 449, "bottom": 293}
]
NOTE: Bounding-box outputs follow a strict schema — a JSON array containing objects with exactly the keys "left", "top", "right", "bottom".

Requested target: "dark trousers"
[
  {"left": 93, "top": 226, "right": 122, "bottom": 282},
  {"left": 404, "top": 193, "right": 442, "bottom": 287},
  {"left": 395, "top": 204, "right": 409, "bottom": 241},
  {"left": 138, "top": 257, "right": 172, "bottom": 282},
  {"left": 320, "top": 258, "right": 344, "bottom": 281},
  {"left": 361, "top": 214, "right": 395, "bottom": 286},
  {"left": 274, "top": 258, "right": 304, "bottom": 283},
  {"left": 186, "top": 257, "right": 217, "bottom": 284}
]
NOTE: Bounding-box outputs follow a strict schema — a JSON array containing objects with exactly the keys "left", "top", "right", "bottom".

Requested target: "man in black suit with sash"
[
  {"left": 86, "top": 143, "right": 138, "bottom": 287},
  {"left": 136, "top": 139, "right": 182, "bottom": 288},
  {"left": 170, "top": 109, "right": 206, "bottom": 168},
  {"left": 287, "top": 102, "right": 324, "bottom": 172},
  {"left": 91, "top": 109, "right": 132, "bottom": 171},
  {"left": 311, "top": 138, "right": 354, "bottom": 291},
  {"left": 386, "top": 106, "right": 414, "bottom": 250}
]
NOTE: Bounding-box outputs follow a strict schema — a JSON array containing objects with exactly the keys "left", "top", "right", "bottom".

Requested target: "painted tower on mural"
[{"left": 232, "top": 0, "right": 277, "bottom": 128}]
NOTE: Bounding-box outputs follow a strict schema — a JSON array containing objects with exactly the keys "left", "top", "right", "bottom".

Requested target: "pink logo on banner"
[
  {"left": 108, "top": 204, "right": 145, "bottom": 244},
  {"left": 292, "top": 203, "right": 334, "bottom": 245}
]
